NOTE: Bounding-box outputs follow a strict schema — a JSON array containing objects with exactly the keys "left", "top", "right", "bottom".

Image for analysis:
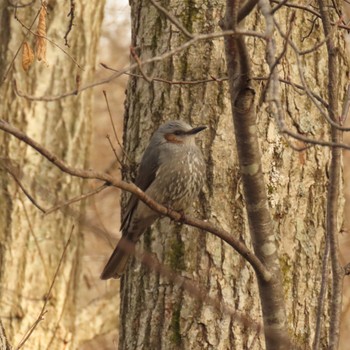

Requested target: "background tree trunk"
[
  {"left": 119, "top": 1, "right": 348, "bottom": 349},
  {"left": 0, "top": 1, "right": 117, "bottom": 349}
]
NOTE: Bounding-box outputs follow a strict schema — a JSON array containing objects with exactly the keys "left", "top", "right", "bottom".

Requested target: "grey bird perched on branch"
[{"left": 101, "top": 120, "right": 206, "bottom": 280}]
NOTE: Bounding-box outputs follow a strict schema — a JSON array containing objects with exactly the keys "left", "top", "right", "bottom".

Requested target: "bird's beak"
[{"left": 186, "top": 126, "right": 207, "bottom": 135}]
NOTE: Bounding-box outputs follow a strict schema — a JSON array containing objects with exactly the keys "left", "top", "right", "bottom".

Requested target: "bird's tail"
[{"left": 100, "top": 236, "right": 133, "bottom": 280}]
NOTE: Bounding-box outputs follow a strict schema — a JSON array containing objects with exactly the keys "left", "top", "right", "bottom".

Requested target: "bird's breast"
[{"left": 152, "top": 148, "right": 205, "bottom": 210}]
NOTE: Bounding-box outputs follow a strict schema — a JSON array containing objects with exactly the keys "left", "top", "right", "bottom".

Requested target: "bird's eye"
[{"left": 173, "top": 130, "right": 183, "bottom": 136}]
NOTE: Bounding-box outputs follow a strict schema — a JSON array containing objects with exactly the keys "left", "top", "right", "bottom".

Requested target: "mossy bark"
[{"left": 119, "top": 1, "right": 347, "bottom": 349}]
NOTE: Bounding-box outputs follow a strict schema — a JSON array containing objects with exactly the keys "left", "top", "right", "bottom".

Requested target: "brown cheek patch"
[{"left": 164, "top": 133, "right": 183, "bottom": 144}]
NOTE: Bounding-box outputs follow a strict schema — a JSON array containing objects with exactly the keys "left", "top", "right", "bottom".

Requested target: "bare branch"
[
  {"left": 15, "top": 225, "right": 74, "bottom": 350},
  {"left": 20, "top": 198, "right": 51, "bottom": 284},
  {"left": 281, "top": 129, "right": 350, "bottom": 151},
  {"left": 0, "top": 319, "right": 11, "bottom": 350},
  {"left": 238, "top": 0, "right": 259, "bottom": 22},
  {"left": 149, "top": 0, "right": 194, "bottom": 38},
  {"left": 313, "top": 235, "right": 330, "bottom": 350},
  {"left": 0, "top": 158, "right": 46, "bottom": 213},
  {"left": 223, "top": 0, "right": 289, "bottom": 347},
  {"left": 274, "top": 21, "right": 350, "bottom": 132},
  {"left": 14, "top": 12, "right": 83, "bottom": 70},
  {"left": 44, "top": 184, "right": 109, "bottom": 215},
  {"left": 64, "top": 0, "right": 75, "bottom": 47},
  {"left": 1, "top": 8, "right": 40, "bottom": 83},
  {"left": 317, "top": 1, "right": 344, "bottom": 348},
  {"left": 130, "top": 46, "right": 153, "bottom": 83},
  {"left": 102, "top": 90, "right": 130, "bottom": 165},
  {"left": 13, "top": 29, "right": 266, "bottom": 101},
  {"left": 0, "top": 118, "right": 271, "bottom": 282}
]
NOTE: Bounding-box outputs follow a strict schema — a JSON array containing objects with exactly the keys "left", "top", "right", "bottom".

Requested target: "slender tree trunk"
[
  {"left": 0, "top": 2, "right": 113, "bottom": 349},
  {"left": 119, "top": 1, "right": 348, "bottom": 349}
]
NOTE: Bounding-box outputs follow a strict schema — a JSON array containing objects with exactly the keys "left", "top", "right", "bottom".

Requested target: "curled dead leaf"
[
  {"left": 22, "top": 41, "right": 34, "bottom": 71},
  {"left": 36, "top": 2, "right": 47, "bottom": 63}
]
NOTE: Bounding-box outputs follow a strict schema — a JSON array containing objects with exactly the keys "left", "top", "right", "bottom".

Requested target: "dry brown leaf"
[
  {"left": 36, "top": 1, "right": 48, "bottom": 63},
  {"left": 22, "top": 41, "right": 34, "bottom": 71}
]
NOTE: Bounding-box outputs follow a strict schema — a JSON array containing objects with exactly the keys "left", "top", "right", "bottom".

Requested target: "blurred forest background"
[{"left": 81, "top": 1, "right": 129, "bottom": 348}]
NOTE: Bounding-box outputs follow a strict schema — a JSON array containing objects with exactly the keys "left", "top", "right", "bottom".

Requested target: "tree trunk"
[
  {"left": 119, "top": 1, "right": 348, "bottom": 349},
  {"left": 0, "top": 1, "right": 113, "bottom": 349}
]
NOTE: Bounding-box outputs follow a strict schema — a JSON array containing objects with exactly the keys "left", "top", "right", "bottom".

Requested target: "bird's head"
[{"left": 156, "top": 120, "right": 206, "bottom": 146}]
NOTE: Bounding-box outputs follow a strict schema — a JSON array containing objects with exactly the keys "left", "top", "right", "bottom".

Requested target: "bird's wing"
[{"left": 120, "top": 143, "right": 160, "bottom": 231}]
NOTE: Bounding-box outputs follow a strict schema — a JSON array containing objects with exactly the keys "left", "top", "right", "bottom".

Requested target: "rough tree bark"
[
  {"left": 0, "top": 1, "right": 114, "bottom": 349},
  {"left": 118, "top": 0, "right": 348, "bottom": 349}
]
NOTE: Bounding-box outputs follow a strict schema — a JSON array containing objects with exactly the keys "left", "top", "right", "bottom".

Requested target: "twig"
[
  {"left": 130, "top": 46, "right": 153, "bottom": 83},
  {"left": 14, "top": 13, "right": 83, "bottom": 70},
  {"left": 113, "top": 236, "right": 293, "bottom": 347},
  {"left": 64, "top": 0, "right": 75, "bottom": 47},
  {"left": 106, "top": 135, "right": 122, "bottom": 167},
  {"left": 274, "top": 20, "right": 350, "bottom": 131},
  {"left": 44, "top": 184, "right": 109, "bottom": 215},
  {"left": 20, "top": 198, "right": 50, "bottom": 284},
  {"left": 13, "top": 29, "right": 266, "bottom": 101},
  {"left": 238, "top": 0, "right": 259, "bottom": 22},
  {"left": 340, "top": 84, "right": 350, "bottom": 125},
  {"left": 0, "top": 118, "right": 271, "bottom": 281},
  {"left": 101, "top": 65, "right": 329, "bottom": 108},
  {"left": 281, "top": 129, "right": 350, "bottom": 151},
  {"left": 7, "top": 0, "right": 36, "bottom": 7},
  {"left": 1, "top": 8, "right": 40, "bottom": 83},
  {"left": 101, "top": 62, "right": 228, "bottom": 84},
  {"left": 312, "top": 234, "right": 330, "bottom": 350},
  {"left": 102, "top": 90, "right": 131, "bottom": 165},
  {"left": 149, "top": 0, "right": 193, "bottom": 39},
  {"left": 317, "top": 1, "right": 344, "bottom": 349},
  {"left": 15, "top": 225, "right": 74, "bottom": 350},
  {"left": 91, "top": 194, "right": 115, "bottom": 248},
  {"left": 0, "top": 158, "right": 46, "bottom": 213},
  {"left": 0, "top": 319, "right": 11, "bottom": 350}
]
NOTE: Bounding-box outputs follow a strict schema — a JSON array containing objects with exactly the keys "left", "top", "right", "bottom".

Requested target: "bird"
[{"left": 100, "top": 120, "right": 206, "bottom": 280}]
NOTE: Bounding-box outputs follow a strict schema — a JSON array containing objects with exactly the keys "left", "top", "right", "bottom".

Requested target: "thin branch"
[
  {"left": 1, "top": 8, "right": 40, "bottom": 83},
  {"left": 7, "top": 0, "right": 36, "bottom": 7},
  {"left": 44, "top": 184, "right": 109, "bottom": 215},
  {"left": 0, "top": 158, "right": 46, "bottom": 213},
  {"left": 340, "top": 84, "right": 350, "bottom": 125},
  {"left": 101, "top": 62, "right": 228, "bottom": 84},
  {"left": 0, "top": 118, "right": 271, "bottom": 281},
  {"left": 238, "top": 0, "right": 259, "bottom": 22},
  {"left": 20, "top": 198, "right": 50, "bottom": 284},
  {"left": 274, "top": 20, "right": 350, "bottom": 131},
  {"left": 14, "top": 13, "right": 83, "bottom": 70},
  {"left": 130, "top": 46, "right": 153, "bottom": 83},
  {"left": 0, "top": 319, "right": 11, "bottom": 350},
  {"left": 281, "top": 128, "right": 350, "bottom": 151},
  {"left": 102, "top": 90, "right": 130, "bottom": 164},
  {"left": 270, "top": 0, "right": 350, "bottom": 31},
  {"left": 64, "top": 0, "right": 75, "bottom": 47},
  {"left": 149, "top": 0, "right": 194, "bottom": 38},
  {"left": 15, "top": 225, "right": 74, "bottom": 350},
  {"left": 113, "top": 235, "right": 292, "bottom": 346},
  {"left": 13, "top": 29, "right": 266, "bottom": 101},
  {"left": 223, "top": 0, "right": 289, "bottom": 348},
  {"left": 312, "top": 234, "right": 330, "bottom": 350},
  {"left": 101, "top": 65, "right": 329, "bottom": 108},
  {"left": 317, "top": 1, "right": 344, "bottom": 348},
  {"left": 106, "top": 135, "right": 122, "bottom": 168}
]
